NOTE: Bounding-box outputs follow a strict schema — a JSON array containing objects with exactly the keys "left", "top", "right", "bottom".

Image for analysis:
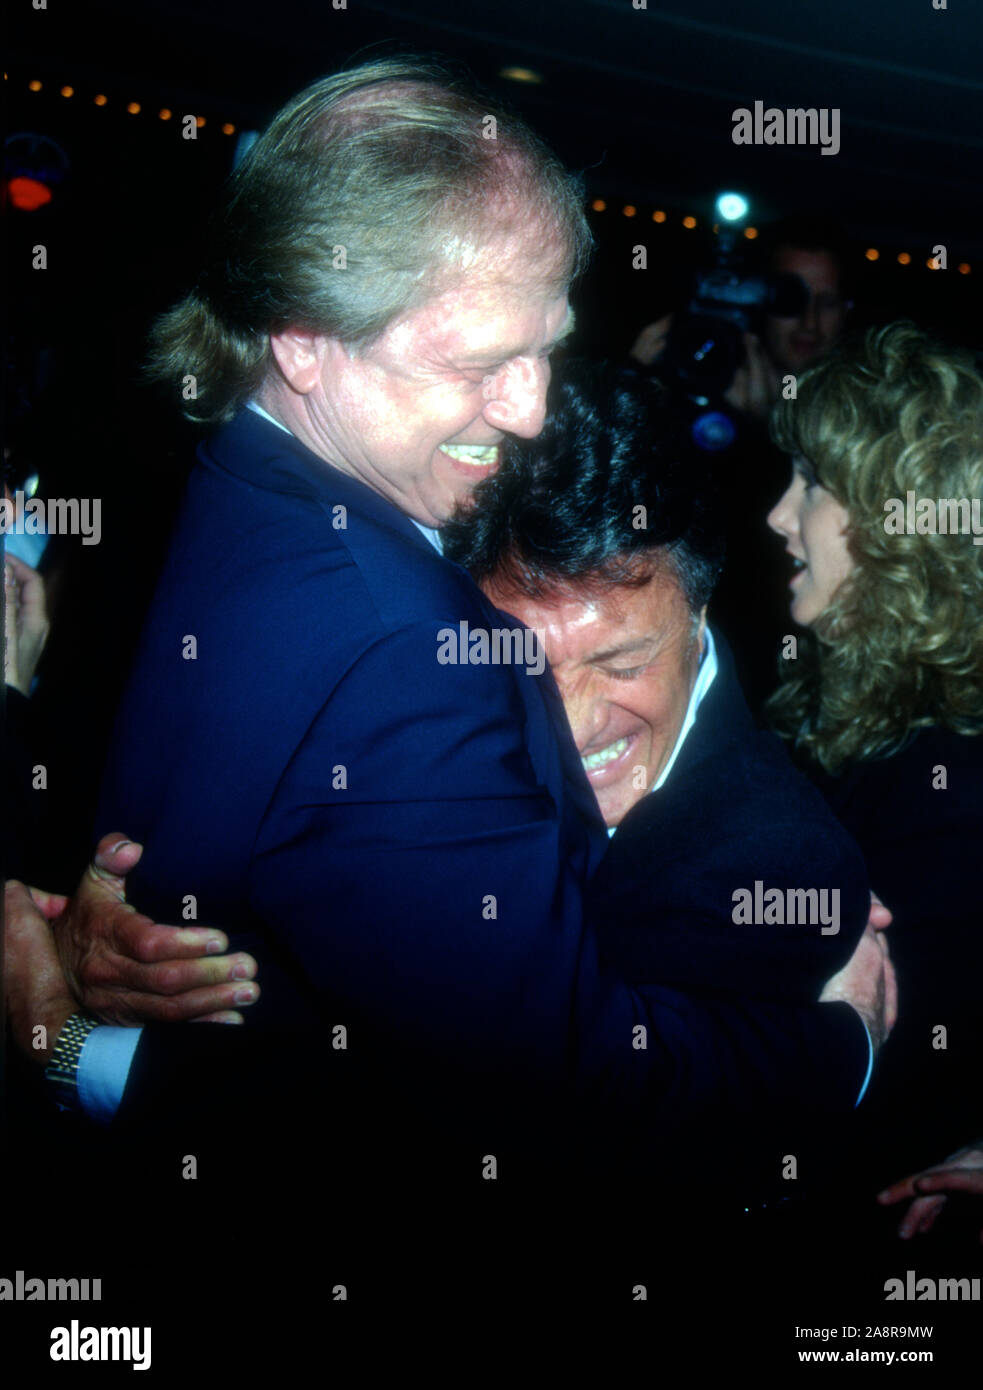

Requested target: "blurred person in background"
[{"left": 631, "top": 216, "right": 854, "bottom": 711}]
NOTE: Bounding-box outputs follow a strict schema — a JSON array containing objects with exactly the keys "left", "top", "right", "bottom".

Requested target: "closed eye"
[
  {"left": 465, "top": 343, "right": 559, "bottom": 382},
  {"left": 604, "top": 664, "right": 648, "bottom": 681}
]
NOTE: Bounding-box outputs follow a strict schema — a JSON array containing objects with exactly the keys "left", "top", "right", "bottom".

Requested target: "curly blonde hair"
[{"left": 766, "top": 321, "right": 983, "bottom": 773}]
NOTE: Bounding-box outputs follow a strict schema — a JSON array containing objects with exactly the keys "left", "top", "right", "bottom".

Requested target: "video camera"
[{"left": 658, "top": 193, "right": 807, "bottom": 449}]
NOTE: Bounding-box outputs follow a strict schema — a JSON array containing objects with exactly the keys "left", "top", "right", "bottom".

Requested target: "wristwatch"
[{"left": 44, "top": 1012, "right": 101, "bottom": 1111}]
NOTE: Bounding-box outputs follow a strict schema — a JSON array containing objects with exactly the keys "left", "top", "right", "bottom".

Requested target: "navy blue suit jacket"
[
  {"left": 590, "top": 632, "right": 870, "bottom": 1004},
  {"left": 99, "top": 409, "right": 868, "bottom": 1162}
]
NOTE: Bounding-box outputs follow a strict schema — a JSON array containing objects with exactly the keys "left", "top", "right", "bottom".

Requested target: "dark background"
[
  {"left": 8, "top": 0, "right": 983, "bottom": 357},
  {"left": 5, "top": 0, "right": 983, "bottom": 869}
]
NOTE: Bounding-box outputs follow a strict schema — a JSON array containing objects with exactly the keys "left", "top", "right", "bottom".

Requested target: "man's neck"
[{"left": 245, "top": 400, "right": 443, "bottom": 554}]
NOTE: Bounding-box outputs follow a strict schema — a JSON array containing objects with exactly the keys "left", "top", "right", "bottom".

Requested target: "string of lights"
[
  {"left": 8, "top": 71, "right": 238, "bottom": 135},
  {"left": 4, "top": 71, "right": 973, "bottom": 273},
  {"left": 587, "top": 201, "right": 971, "bottom": 274}
]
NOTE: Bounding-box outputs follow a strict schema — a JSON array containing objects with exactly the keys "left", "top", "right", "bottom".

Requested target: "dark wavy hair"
[
  {"left": 442, "top": 359, "right": 725, "bottom": 614},
  {"left": 767, "top": 321, "right": 983, "bottom": 772}
]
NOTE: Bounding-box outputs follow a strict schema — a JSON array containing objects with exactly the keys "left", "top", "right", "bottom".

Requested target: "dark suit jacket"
[
  {"left": 818, "top": 725, "right": 983, "bottom": 938},
  {"left": 589, "top": 632, "right": 870, "bottom": 1005},
  {"left": 816, "top": 727, "right": 983, "bottom": 1174},
  {"left": 96, "top": 409, "right": 868, "bottom": 1168}
]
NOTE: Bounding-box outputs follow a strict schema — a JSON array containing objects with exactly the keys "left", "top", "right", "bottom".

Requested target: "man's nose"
[
  {"left": 482, "top": 357, "right": 549, "bottom": 438},
  {"left": 799, "top": 295, "right": 821, "bottom": 335},
  {"left": 559, "top": 676, "right": 608, "bottom": 750}
]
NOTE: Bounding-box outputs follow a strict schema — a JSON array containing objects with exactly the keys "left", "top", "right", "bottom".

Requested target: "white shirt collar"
[
  {"left": 651, "top": 624, "right": 717, "bottom": 791},
  {"left": 247, "top": 401, "right": 444, "bottom": 552},
  {"left": 246, "top": 399, "right": 291, "bottom": 435},
  {"left": 410, "top": 520, "right": 444, "bottom": 553},
  {"left": 607, "top": 625, "right": 718, "bottom": 837}
]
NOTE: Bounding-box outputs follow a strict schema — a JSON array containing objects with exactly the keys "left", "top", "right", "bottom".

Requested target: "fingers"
[
  {"left": 4, "top": 564, "right": 22, "bottom": 686},
  {"left": 86, "top": 944, "right": 257, "bottom": 994},
  {"left": 897, "top": 1194, "right": 947, "bottom": 1240},
  {"left": 914, "top": 1169, "right": 983, "bottom": 1197},
  {"left": 4, "top": 560, "right": 19, "bottom": 617},
  {"left": 76, "top": 838, "right": 231, "bottom": 961},
  {"left": 867, "top": 891, "right": 893, "bottom": 929},
  {"left": 4, "top": 551, "right": 39, "bottom": 586},
  {"left": 878, "top": 1161, "right": 983, "bottom": 1208},
  {"left": 108, "top": 910, "right": 231, "bottom": 964},
  {"left": 190, "top": 1011, "right": 245, "bottom": 1025},
  {"left": 820, "top": 923, "right": 882, "bottom": 1002},
  {"left": 87, "top": 978, "right": 260, "bottom": 1025},
  {"left": 877, "top": 1172, "right": 919, "bottom": 1205},
  {"left": 876, "top": 1172, "right": 947, "bottom": 1239},
  {"left": 883, "top": 954, "right": 898, "bottom": 1032},
  {"left": 90, "top": 834, "right": 145, "bottom": 893},
  {"left": 5, "top": 552, "right": 47, "bottom": 618},
  {"left": 27, "top": 887, "right": 71, "bottom": 920},
  {"left": 880, "top": 1153, "right": 983, "bottom": 1246},
  {"left": 820, "top": 921, "right": 894, "bottom": 1048},
  {"left": 4, "top": 879, "right": 45, "bottom": 931},
  {"left": 3, "top": 882, "right": 76, "bottom": 1054}
]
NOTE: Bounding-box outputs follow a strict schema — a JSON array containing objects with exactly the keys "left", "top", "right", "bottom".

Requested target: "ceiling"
[{"left": 9, "top": 0, "right": 982, "bottom": 253}]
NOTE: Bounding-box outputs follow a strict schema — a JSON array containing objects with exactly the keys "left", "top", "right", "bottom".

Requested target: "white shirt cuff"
[
  {"left": 76, "top": 1026, "right": 143, "bottom": 1123},
  {"left": 855, "top": 1019, "right": 874, "bottom": 1106}
]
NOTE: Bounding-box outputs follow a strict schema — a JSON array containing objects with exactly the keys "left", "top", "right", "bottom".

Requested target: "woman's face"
[{"left": 767, "top": 457, "right": 855, "bottom": 626}]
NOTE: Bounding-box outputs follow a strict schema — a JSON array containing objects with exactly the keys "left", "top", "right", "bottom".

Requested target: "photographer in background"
[
  {"left": 630, "top": 216, "right": 854, "bottom": 710},
  {"left": 759, "top": 218, "right": 853, "bottom": 387},
  {"left": 630, "top": 214, "right": 853, "bottom": 421}
]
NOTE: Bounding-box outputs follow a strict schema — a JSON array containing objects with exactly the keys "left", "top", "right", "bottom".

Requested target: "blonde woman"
[{"left": 767, "top": 321, "right": 983, "bottom": 1224}]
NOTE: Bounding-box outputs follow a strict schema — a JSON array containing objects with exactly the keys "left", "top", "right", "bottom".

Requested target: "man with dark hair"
[
  {"left": 445, "top": 361, "right": 724, "bottom": 830},
  {"left": 446, "top": 361, "right": 871, "bottom": 1006},
  {"left": 758, "top": 215, "right": 853, "bottom": 384},
  {"left": 445, "top": 360, "right": 882, "bottom": 1192}
]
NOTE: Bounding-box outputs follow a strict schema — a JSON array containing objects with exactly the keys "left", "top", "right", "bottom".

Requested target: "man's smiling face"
[
  {"left": 484, "top": 560, "right": 706, "bottom": 827},
  {"left": 266, "top": 236, "right": 575, "bottom": 527}
]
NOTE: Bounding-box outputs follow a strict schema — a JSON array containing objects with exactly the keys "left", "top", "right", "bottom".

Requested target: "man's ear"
[
  {"left": 696, "top": 605, "right": 708, "bottom": 653},
  {"left": 269, "top": 329, "right": 327, "bottom": 394}
]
